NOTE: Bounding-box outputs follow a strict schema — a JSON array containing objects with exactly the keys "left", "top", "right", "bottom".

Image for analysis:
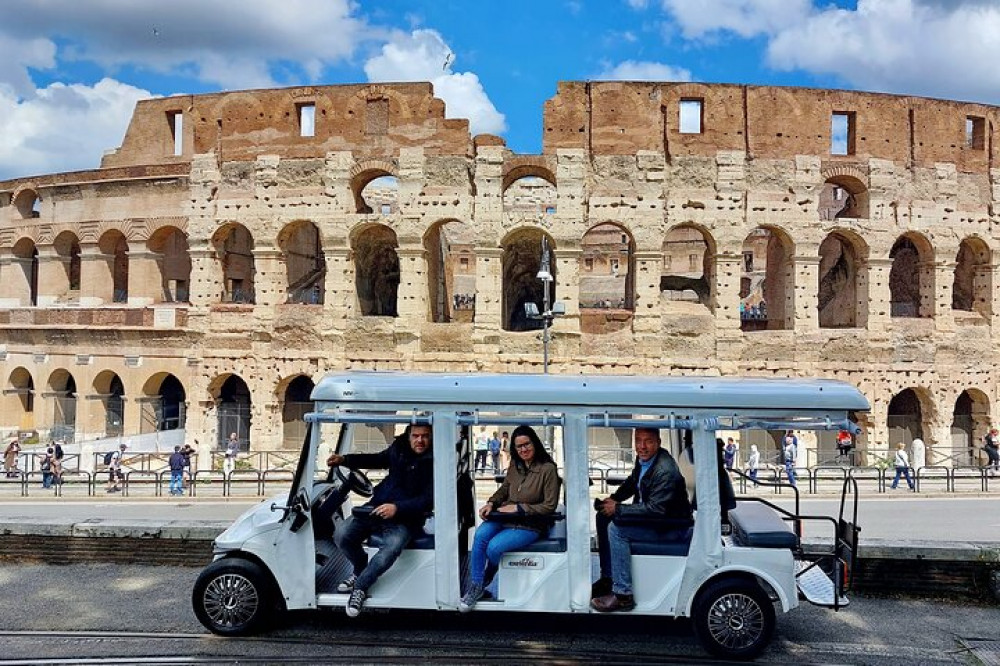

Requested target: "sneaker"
[
  {"left": 346, "top": 589, "right": 366, "bottom": 618},
  {"left": 336, "top": 574, "right": 357, "bottom": 594},
  {"left": 459, "top": 583, "right": 484, "bottom": 613}
]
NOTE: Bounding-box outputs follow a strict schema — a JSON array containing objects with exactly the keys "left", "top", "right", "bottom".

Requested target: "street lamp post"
[{"left": 525, "top": 237, "right": 564, "bottom": 374}]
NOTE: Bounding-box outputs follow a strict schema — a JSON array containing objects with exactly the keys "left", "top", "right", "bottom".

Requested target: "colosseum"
[{"left": 1, "top": 80, "right": 997, "bottom": 468}]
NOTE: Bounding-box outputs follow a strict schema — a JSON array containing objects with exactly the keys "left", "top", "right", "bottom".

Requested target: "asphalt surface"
[
  {"left": 2, "top": 495, "right": 998, "bottom": 543},
  {"left": 1, "top": 562, "right": 997, "bottom": 665}
]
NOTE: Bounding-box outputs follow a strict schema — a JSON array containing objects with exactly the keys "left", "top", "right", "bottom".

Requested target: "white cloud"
[
  {"left": 660, "top": 0, "right": 812, "bottom": 39},
  {"left": 364, "top": 29, "right": 506, "bottom": 136},
  {"left": 0, "top": 0, "right": 367, "bottom": 90},
  {"left": 0, "top": 78, "right": 151, "bottom": 180},
  {"left": 596, "top": 60, "right": 693, "bottom": 82},
  {"left": 766, "top": 0, "right": 1000, "bottom": 103},
  {"left": 625, "top": 0, "right": 650, "bottom": 8}
]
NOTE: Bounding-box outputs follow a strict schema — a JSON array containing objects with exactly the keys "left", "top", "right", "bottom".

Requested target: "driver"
[{"left": 326, "top": 424, "right": 433, "bottom": 618}]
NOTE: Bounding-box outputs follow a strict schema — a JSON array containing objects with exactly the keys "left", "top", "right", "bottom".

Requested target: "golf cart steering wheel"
[{"left": 334, "top": 466, "right": 374, "bottom": 498}]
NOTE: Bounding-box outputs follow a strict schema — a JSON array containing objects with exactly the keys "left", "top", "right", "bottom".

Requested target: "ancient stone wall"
[{"left": 0, "top": 81, "right": 998, "bottom": 468}]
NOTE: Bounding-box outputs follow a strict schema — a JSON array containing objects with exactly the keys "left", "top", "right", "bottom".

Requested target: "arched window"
[
  {"left": 216, "top": 374, "right": 251, "bottom": 450},
  {"left": 661, "top": 225, "right": 714, "bottom": 309},
  {"left": 424, "top": 219, "right": 475, "bottom": 323},
  {"left": 353, "top": 224, "right": 399, "bottom": 317},
  {"left": 740, "top": 227, "right": 794, "bottom": 331},
  {"left": 12, "top": 238, "right": 39, "bottom": 306},
  {"left": 279, "top": 221, "right": 325, "bottom": 304},
  {"left": 99, "top": 231, "right": 129, "bottom": 303},
  {"left": 281, "top": 375, "right": 315, "bottom": 448},
  {"left": 889, "top": 234, "right": 933, "bottom": 318},
  {"left": 952, "top": 237, "right": 991, "bottom": 319},
  {"left": 213, "top": 224, "right": 255, "bottom": 304},
  {"left": 53, "top": 231, "right": 81, "bottom": 294},
  {"left": 356, "top": 174, "right": 399, "bottom": 215},
  {"left": 148, "top": 226, "right": 191, "bottom": 303},
  {"left": 501, "top": 228, "right": 556, "bottom": 332},
  {"left": 818, "top": 231, "right": 868, "bottom": 329}
]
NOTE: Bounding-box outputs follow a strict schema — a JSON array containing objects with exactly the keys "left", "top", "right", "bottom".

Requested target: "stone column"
[
  {"left": 865, "top": 257, "right": 892, "bottom": 331},
  {"left": 988, "top": 262, "right": 1000, "bottom": 330},
  {"left": 793, "top": 253, "right": 820, "bottom": 332},
  {"left": 553, "top": 247, "right": 581, "bottom": 335},
  {"left": 127, "top": 251, "right": 163, "bottom": 306},
  {"left": 0, "top": 250, "right": 30, "bottom": 307},
  {"left": 396, "top": 244, "right": 429, "bottom": 324},
  {"left": 473, "top": 246, "right": 503, "bottom": 332},
  {"left": 713, "top": 254, "right": 743, "bottom": 333},
  {"left": 78, "top": 243, "right": 109, "bottom": 306},
  {"left": 35, "top": 246, "right": 65, "bottom": 307},
  {"left": 323, "top": 246, "right": 354, "bottom": 328},
  {"left": 932, "top": 261, "right": 955, "bottom": 331},
  {"left": 252, "top": 247, "right": 285, "bottom": 308},
  {"left": 188, "top": 242, "right": 222, "bottom": 308},
  {"left": 632, "top": 250, "right": 663, "bottom": 334}
]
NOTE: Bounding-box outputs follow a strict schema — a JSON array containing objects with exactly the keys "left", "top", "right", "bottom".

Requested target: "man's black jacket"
[{"left": 343, "top": 435, "right": 434, "bottom": 530}]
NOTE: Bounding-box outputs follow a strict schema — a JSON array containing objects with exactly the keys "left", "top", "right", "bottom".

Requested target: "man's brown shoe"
[{"left": 590, "top": 593, "right": 636, "bottom": 612}]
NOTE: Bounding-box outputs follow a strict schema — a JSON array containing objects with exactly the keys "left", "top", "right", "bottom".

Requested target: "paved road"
[
  {"left": 1, "top": 562, "right": 997, "bottom": 665},
  {"left": 3, "top": 495, "right": 998, "bottom": 543}
]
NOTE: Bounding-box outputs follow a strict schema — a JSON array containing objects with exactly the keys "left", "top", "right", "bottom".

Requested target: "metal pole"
[{"left": 542, "top": 277, "right": 550, "bottom": 374}]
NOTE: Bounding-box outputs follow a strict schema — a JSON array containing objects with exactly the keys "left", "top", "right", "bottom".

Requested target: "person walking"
[
  {"left": 223, "top": 433, "right": 239, "bottom": 478},
  {"left": 473, "top": 428, "right": 489, "bottom": 475},
  {"left": 782, "top": 435, "right": 797, "bottom": 488},
  {"left": 890, "top": 442, "right": 914, "bottom": 491},
  {"left": 488, "top": 431, "right": 502, "bottom": 474},
  {"left": 983, "top": 428, "right": 1000, "bottom": 476},
  {"left": 747, "top": 444, "right": 760, "bottom": 487},
  {"left": 168, "top": 445, "right": 186, "bottom": 496},
  {"left": 3, "top": 438, "right": 20, "bottom": 477}
]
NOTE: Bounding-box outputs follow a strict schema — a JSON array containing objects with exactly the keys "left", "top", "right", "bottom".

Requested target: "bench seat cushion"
[
  {"left": 519, "top": 537, "right": 566, "bottom": 553},
  {"left": 728, "top": 502, "right": 797, "bottom": 549}
]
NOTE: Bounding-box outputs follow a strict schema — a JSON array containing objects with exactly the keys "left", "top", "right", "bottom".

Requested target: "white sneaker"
[{"left": 336, "top": 574, "right": 357, "bottom": 594}]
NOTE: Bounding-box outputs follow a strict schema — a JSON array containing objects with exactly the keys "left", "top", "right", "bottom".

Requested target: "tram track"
[{"left": 0, "top": 629, "right": 725, "bottom": 665}]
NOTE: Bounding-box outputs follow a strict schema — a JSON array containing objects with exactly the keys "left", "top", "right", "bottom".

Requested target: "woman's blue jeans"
[
  {"left": 891, "top": 466, "right": 914, "bottom": 489},
  {"left": 469, "top": 520, "right": 540, "bottom": 585}
]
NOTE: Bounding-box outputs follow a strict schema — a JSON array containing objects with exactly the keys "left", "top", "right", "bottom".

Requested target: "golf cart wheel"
[
  {"left": 692, "top": 577, "right": 775, "bottom": 661},
  {"left": 192, "top": 557, "right": 279, "bottom": 636}
]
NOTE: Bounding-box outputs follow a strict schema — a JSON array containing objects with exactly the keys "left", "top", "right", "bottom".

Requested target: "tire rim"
[
  {"left": 706, "top": 592, "right": 765, "bottom": 651},
  {"left": 203, "top": 573, "right": 260, "bottom": 628}
]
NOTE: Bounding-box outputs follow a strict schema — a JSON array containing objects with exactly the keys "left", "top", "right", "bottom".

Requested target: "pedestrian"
[
  {"left": 983, "top": 428, "right": 999, "bottom": 476},
  {"left": 106, "top": 443, "right": 126, "bottom": 493},
  {"left": 836, "top": 429, "right": 853, "bottom": 463},
  {"left": 224, "top": 433, "right": 239, "bottom": 478},
  {"left": 747, "top": 444, "right": 760, "bottom": 487},
  {"left": 40, "top": 447, "right": 54, "bottom": 489},
  {"left": 723, "top": 437, "right": 737, "bottom": 471},
  {"left": 782, "top": 435, "right": 797, "bottom": 488},
  {"left": 890, "top": 442, "right": 914, "bottom": 491},
  {"left": 499, "top": 431, "right": 510, "bottom": 469},
  {"left": 488, "top": 431, "right": 502, "bottom": 474},
  {"left": 168, "top": 445, "right": 186, "bottom": 496},
  {"left": 3, "top": 438, "right": 20, "bottom": 478},
  {"left": 473, "top": 428, "right": 489, "bottom": 475}
]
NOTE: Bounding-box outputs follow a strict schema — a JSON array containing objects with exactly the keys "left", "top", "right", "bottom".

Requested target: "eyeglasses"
[{"left": 514, "top": 443, "right": 533, "bottom": 450}]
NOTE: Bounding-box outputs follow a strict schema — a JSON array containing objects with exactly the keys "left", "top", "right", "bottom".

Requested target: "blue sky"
[{"left": 2, "top": 0, "right": 999, "bottom": 180}]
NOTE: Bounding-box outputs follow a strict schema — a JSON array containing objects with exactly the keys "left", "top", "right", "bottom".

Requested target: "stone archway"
[
  {"left": 47, "top": 369, "right": 77, "bottom": 443},
  {"left": 741, "top": 227, "right": 794, "bottom": 331},
  {"left": 889, "top": 233, "right": 933, "bottom": 318},
  {"left": 887, "top": 388, "right": 932, "bottom": 450},
  {"left": 424, "top": 219, "right": 475, "bottom": 323},
  {"left": 952, "top": 389, "right": 990, "bottom": 465},
  {"left": 281, "top": 375, "right": 314, "bottom": 448},
  {"left": 952, "top": 237, "right": 991, "bottom": 319},
  {"left": 661, "top": 224, "right": 714, "bottom": 309},
  {"left": 214, "top": 374, "right": 251, "bottom": 450},
  {"left": 98, "top": 230, "right": 129, "bottom": 303},
  {"left": 353, "top": 224, "right": 399, "bottom": 317},
  {"left": 148, "top": 226, "right": 191, "bottom": 303},
  {"left": 501, "top": 228, "right": 556, "bottom": 332},
  {"left": 212, "top": 224, "right": 255, "bottom": 304},
  {"left": 141, "top": 373, "right": 187, "bottom": 433},
  {"left": 818, "top": 230, "right": 868, "bottom": 329},
  {"left": 12, "top": 238, "right": 39, "bottom": 306},
  {"left": 6, "top": 367, "right": 35, "bottom": 431},
  {"left": 93, "top": 371, "right": 125, "bottom": 437},
  {"left": 278, "top": 220, "right": 325, "bottom": 304},
  {"left": 53, "top": 231, "right": 82, "bottom": 295}
]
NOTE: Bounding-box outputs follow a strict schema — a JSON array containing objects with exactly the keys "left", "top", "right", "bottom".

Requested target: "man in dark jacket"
[
  {"left": 327, "top": 424, "right": 433, "bottom": 617},
  {"left": 591, "top": 427, "right": 691, "bottom": 612}
]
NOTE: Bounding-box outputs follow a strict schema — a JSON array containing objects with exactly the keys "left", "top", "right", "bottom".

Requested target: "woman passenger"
[{"left": 460, "top": 425, "right": 560, "bottom": 611}]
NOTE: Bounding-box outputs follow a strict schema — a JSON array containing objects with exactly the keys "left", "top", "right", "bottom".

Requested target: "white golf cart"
[{"left": 193, "top": 372, "right": 867, "bottom": 660}]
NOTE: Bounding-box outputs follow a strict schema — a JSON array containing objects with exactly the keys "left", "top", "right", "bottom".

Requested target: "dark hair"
[{"left": 509, "top": 425, "right": 553, "bottom": 472}]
